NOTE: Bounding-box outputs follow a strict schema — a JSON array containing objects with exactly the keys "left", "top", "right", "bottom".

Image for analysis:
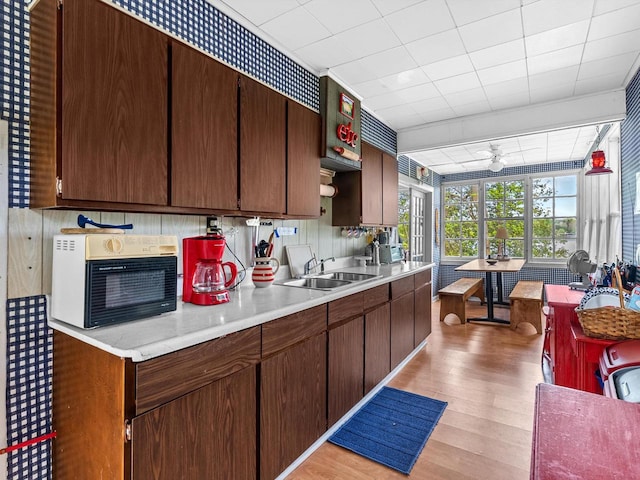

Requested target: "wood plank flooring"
[{"left": 286, "top": 300, "right": 545, "bottom": 479}]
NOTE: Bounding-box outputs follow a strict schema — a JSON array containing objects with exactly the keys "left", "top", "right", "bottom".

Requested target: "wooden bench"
[
  {"left": 438, "top": 277, "right": 485, "bottom": 324},
  {"left": 509, "top": 280, "right": 544, "bottom": 334}
]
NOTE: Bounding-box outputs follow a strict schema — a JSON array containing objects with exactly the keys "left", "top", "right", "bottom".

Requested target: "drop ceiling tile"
[
  {"left": 588, "top": 3, "right": 640, "bottom": 41},
  {"left": 261, "top": 8, "right": 331, "bottom": 50},
  {"left": 364, "top": 91, "right": 410, "bottom": 110},
  {"left": 304, "top": 0, "right": 381, "bottom": 35},
  {"left": 582, "top": 29, "right": 640, "bottom": 63},
  {"left": 452, "top": 100, "right": 492, "bottom": 117},
  {"left": 594, "top": 0, "right": 640, "bottom": 15},
  {"left": 421, "top": 55, "right": 475, "bottom": 81},
  {"left": 469, "top": 39, "right": 526, "bottom": 70},
  {"left": 358, "top": 46, "right": 419, "bottom": 79},
  {"left": 458, "top": 9, "right": 523, "bottom": 52},
  {"left": 527, "top": 45, "right": 583, "bottom": 75},
  {"left": 379, "top": 69, "right": 432, "bottom": 90},
  {"left": 418, "top": 106, "right": 458, "bottom": 123},
  {"left": 525, "top": 20, "right": 590, "bottom": 57},
  {"left": 522, "top": 0, "right": 595, "bottom": 36},
  {"left": 446, "top": 0, "right": 520, "bottom": 26},
  {"left": 529, "top": 83, "right": 576, "bottom": 103},
  {"left": 444, "top": 87, "right": 488, "bottom": 107},
  {"left": 386, "top": 0, "right": 455, "bottom": 44},
  {"left": 220, "top": 0, "right": 301, "bottom": 26},
  {"left": 331, "top": 59, "right": 379, "bottom": 85},
  {"left": 332, "top": 19, "right": 401, "bottom": 58},
  {"left": 406, "top": 29, "right": 466, "bottom": 65},
  {"left": 483, "top": 77, "right": 530, "bottom": 98},
  {"left": 487, "top": 93, "right": 529, "bottom": 111},
  {"left": 295, "top": 36, "right": 361, "bottom": 70},
  {"left": 434, "top": 71, "right": 482, "bottom": 94},
  {"left": 575, "top": 72, "right": 630, "bottom": 95},
  {"left": 578, "top": 51, "right": 639, "bottom": 81},
  {"left": 477, "top": 59, "right": 527, "bottom": 85},
  {"left": 396, "top": 82, "right": 442, "bottom": 101},
  {"left": 353, "top": 78, "right": 393, "bottom": 98},
  {"left": 412, "top": 95, "right": 451, "bottom": 113},
  {"left": 369, "top": 0, "right": 424, "bottom": 16},
  {"left": 528, "top": 65, "right": 580, "bottom": 90}
]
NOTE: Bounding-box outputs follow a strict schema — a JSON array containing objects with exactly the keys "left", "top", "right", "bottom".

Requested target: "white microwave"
[{"left": 51, "top": 234, "right": 179, "bottom": 328}]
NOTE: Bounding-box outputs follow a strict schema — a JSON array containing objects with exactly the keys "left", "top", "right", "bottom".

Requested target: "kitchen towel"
[{"left": 328, "top": 386, "right": 447, "bottom": 474}]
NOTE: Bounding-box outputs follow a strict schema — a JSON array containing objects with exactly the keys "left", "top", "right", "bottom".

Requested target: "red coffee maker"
[{"left": 183, "top": 233, "right": 238, "bottom": 305}]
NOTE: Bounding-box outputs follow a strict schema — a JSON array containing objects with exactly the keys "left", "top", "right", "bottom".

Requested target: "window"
[
  {"left": 443, "top": 184, "right": 479, "bottom": 257},
  {"left": 484, "top": 180, "right": 524, "bottom": 258},
  {"left": 531, "top": 176, "right": 577, "bottom": 260},
  {"left": 442, "top": 173, "right": 578, "bottom": 263}
]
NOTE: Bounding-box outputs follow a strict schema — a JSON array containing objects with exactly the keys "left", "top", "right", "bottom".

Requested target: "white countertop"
[{"left": 48, "top": 262, "right": 433, "bottom": 362}]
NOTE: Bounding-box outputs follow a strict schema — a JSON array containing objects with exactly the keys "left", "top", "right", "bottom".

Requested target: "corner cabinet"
[
  {"left": 331, "top": 141, "right": 399, "bottom": 227},
  {"left": 30, "top": 0, "right": 169, "bottom": 208},
  {"left": 240, "top": 75, "right": 287, "bottom": 215},
  {"left": 171, "top": 41, "right": 239, "bottom": 211}
]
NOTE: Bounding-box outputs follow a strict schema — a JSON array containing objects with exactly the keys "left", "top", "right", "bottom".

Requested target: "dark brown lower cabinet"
[
  {"left": 364, "top": 303, "right": 391, "bottom": 394},
  {"left": 328, "top": 316, "right": 364, "bottom": 426},
  {"left": 131, "top": 366, "right": 256, "bottom": 480},
  {"left": 260, "top": 333, "right": 327, "bottom": 480},
  {"left": 414, "top": 282, "right": 432, "bottom": 347},
  {"left": 390, "top": 291, "right": 415, "bottom": 369}
]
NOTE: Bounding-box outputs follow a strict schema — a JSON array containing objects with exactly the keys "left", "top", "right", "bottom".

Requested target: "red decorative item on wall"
[{"left": 585, "top": 149, "right": 613, "bottom": 175}]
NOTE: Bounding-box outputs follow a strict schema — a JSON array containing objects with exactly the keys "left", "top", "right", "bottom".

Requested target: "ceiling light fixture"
[
  {"left": 585, "top": 126, "right": 612, "bottom": 176},
  {"left": 488, "top": 159, "right": 505, "bottom": 172}
]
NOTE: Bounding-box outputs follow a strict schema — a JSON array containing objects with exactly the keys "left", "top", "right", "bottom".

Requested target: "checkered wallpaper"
[{"left": 5, "top": 296, "right": 52, "bottom": 480}]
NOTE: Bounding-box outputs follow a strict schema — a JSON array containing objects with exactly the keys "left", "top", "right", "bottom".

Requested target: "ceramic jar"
[{"left": 252, "top": 257, "right": 280, "bottom": 288}]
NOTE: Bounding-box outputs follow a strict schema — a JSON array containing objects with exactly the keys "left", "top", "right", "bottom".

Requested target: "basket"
[{"left": 575, "top": 268, "right": 640, "bottom": 340}]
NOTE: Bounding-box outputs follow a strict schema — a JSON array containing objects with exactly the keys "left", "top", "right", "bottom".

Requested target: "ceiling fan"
[{"left": 427, "top": 144, "right": 538, "bottom": 173}]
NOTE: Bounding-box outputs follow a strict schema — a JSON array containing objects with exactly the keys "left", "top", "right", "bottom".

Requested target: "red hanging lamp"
[{"left": 585, "top": 127, "right": 612, "bottom": 175}]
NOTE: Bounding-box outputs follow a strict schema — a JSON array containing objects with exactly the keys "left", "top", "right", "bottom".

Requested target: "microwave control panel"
[{"left": 54, "top": 234, "right": 179, "bottom": 260}]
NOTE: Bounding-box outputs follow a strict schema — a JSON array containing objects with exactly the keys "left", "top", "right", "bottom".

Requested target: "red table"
[{"left": 530, "top": 383, "right": 640, "bottom": 479}]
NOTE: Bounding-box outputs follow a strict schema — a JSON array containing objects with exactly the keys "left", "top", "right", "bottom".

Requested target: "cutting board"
[{"left": 285, "top": 245, "right": 314, "bottom": 278}]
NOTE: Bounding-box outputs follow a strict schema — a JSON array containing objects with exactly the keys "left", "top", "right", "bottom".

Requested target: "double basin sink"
[{"left": 277, "top": 271, "right": 382, "bottom": 291}]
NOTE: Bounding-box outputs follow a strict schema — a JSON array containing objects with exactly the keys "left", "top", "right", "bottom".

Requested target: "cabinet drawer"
[
  {"left": 364, "top": 284, "right": 389, "bottom": 310},
  {"left": 328, "top": 292, "right": 364, "bottom": 326},
  {"left": 414, "top": 269, "right": 431, "bottom": 287},
  {"left": 262, "top": 304, "right": 327, "bottom": 357},
  {"left": 391, "top": 275, "right": 415, "bottom": 299},
  {"left": 135, "top": 326, "right": 261, "bottom": 414}
]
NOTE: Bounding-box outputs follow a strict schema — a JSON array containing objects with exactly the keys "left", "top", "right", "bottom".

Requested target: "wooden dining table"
[{"left": 455, "top": 258, "right": 526, "bottom": 324}]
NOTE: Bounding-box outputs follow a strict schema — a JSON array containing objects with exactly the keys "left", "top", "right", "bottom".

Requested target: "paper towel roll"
[{"left": 320, "top": 183, "right": 338, "bottom": 198}]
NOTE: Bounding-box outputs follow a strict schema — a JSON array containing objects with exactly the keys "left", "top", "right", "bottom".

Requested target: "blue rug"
[{"left": 328, "top": 387, "right": 447, "bottom": 475}]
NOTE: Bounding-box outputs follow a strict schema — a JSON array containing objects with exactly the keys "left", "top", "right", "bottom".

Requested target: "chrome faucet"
[{"left": 303, "top": 256, "right": 335, "bottom": 275}]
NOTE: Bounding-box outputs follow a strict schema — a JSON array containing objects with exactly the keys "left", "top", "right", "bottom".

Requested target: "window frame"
[{"left": 440, "top": 169, "right": 581, "bottom": 266}]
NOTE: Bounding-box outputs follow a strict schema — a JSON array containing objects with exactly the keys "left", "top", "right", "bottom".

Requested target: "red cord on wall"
[{"left": 0, "top": 431, "right": 57, "bottom": 455}]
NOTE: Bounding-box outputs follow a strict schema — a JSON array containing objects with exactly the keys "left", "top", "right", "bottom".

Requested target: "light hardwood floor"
[{"left": 286, "top": 300, "right": 545, "bottom": 480}]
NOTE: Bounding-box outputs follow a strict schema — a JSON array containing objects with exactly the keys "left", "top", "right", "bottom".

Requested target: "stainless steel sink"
[
  {"left": 280, "top": 277, "right": 352, "bottom": 290},
  {"left": 317, "top": 272, "right": 379, "bottom": 282},
  {"left": 276, "top": 271, "right": 382, "bottom": 291}
]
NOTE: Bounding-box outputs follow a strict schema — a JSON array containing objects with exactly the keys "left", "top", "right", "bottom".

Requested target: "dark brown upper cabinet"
[
  {"left": 171, "top": 41, "right": 239, "bottom": 211},
  {"left": 287, "top": 101, "right": 321, "bottom": 217},
  {"left": 331, "top": 141, "right": 398, "bottom": 226},
  {"left": 239, "top": 75, "right": 286, "bottom": 215},
  {"left": 30, "top": 0, "right": 168, "bottom": 208}
]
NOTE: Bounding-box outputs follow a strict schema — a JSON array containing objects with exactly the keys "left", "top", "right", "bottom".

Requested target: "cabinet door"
[
  {"left": 390, "top": 291, "right": 415, "bottom": 369},
  {"left": 382, "top": 151, "right": 399, "bottom": 226},
  {"left": 328, "top": 316, "right": 364, "bottom": 426},
  {"left": 360, "top": 142, "right": 383, "bottom": 225},
  {"left": 287, "top": 101, "right": 321, "bottom": 217},
  {"left": 240, "top": 75, "right": 286, "bottom": 214},
  {"left": 414, "top": 283, "right": 432, "bottom": 346},
  {"left": 364, "top": 303, "right": 390, "bottom": 394},
  {"left": 171, "top": 42, "right": 238, "bottom": 210},
  {"left": 62, "top": 0, "right": 168, "bottom": 205},
  {"left": 261, "top": 334, "right": 327, "bottom": 480},
  {"left": 132, "top": 366, "right": 256, "bottom": 480}
]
